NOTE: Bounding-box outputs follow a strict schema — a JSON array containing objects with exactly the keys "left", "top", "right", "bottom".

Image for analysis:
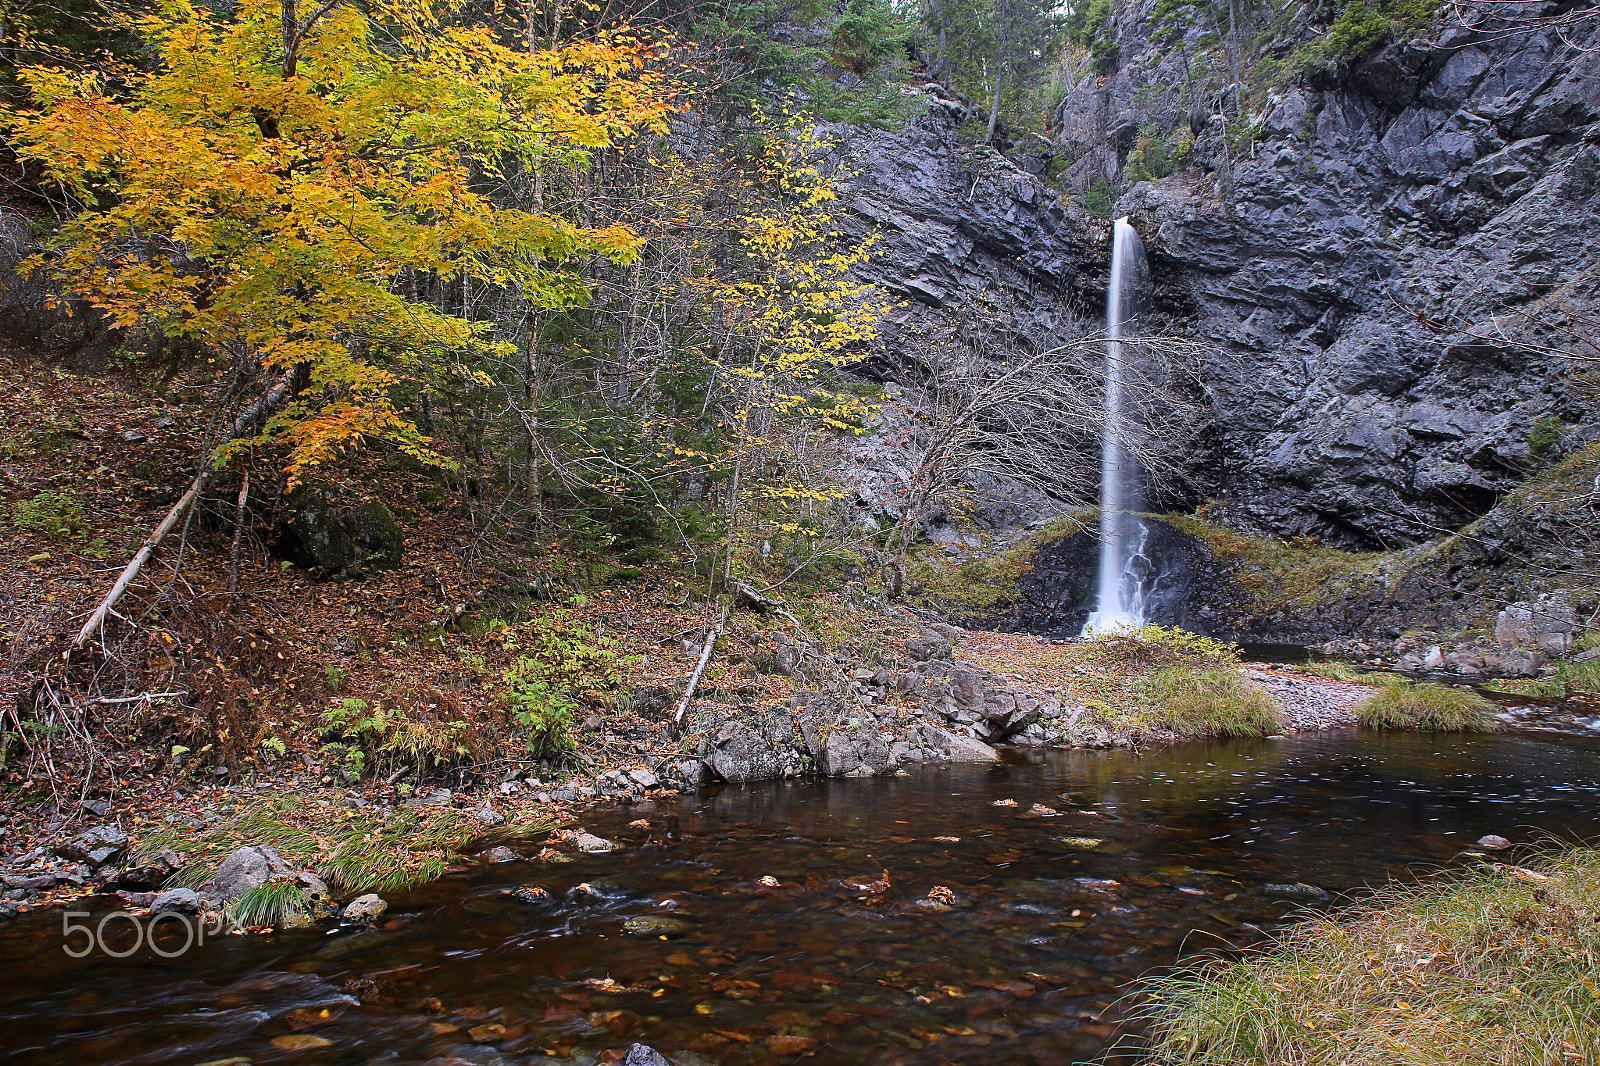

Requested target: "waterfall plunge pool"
[{"left": 3, "top": 729, "right": 1599, "bottom": 1065}]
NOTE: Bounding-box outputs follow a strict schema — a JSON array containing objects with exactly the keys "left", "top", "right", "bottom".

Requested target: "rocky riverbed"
[{"left": 0, "top": 619, "right": 1455, "bottom": 928}]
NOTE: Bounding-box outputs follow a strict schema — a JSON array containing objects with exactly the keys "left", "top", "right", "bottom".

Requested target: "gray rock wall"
[
  {"left": 830, "top": 12, "right": 1600, "bottom": 553},
  {"left": 1049, "top": 2, "right": 1600, "bottom": 548}
]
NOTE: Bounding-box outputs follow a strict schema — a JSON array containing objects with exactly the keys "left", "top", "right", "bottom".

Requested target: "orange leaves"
[{"left": 6, "top": 0, "right": 675, "bottom": 480}]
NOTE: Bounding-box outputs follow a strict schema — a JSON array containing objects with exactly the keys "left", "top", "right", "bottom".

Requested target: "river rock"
[
  {"left": 622, "top": 915, "right": 692, "bottom": 937},
  {"left": 706, "top": 709, "right": 810, "bottom": 784},
  {"left": 211, "top": 845, "right": 295, "bottom": 901},
  {"left": 572, "top": 831, "right": 616, "bottom": 853},
  {"left": 1495, "top": 600, "right": 1577, "bottom": 655},
  {"left": 797, "top": 697, "right": 893, "bottom": 778},
  {"left": 55, "top": 825, "right": 128, "bottom": 870},
  {"left": 1476, "top": 834, "right": 1512, "bottom": 850},
  {"left": 151, "top": 887, "right": 206, "bottom": 915},
  {"left": 905, "top": 633, "right": 952, "bottom": 662},
  {"left": 116, "top": 848, "right": 182, "bottom": 890},
  {"left": 620, "top": 1045, "right": 673, "bottom": 1066},
  {"left": 341, "top": 894, "right": 388, "bottom": 924},
  {"left": 891, "top": 724, "right": 999, "bottom": 764}
]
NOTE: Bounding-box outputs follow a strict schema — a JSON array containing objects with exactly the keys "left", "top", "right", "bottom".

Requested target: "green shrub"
[
  {"left": 1527, "top": 415, "right": 1569, "bottom": 467},
  {"left": 1126, "top": 121, "right": 1191, "bottom": 184},
  {"left": 12, "top": 490, "right": 86, "bottom": 537},
  {"left": 503, "top": 667, "right": 578, "bottom": 761},
  {"left": 1139, "top": 664, "right": 1283, "bottom": 737},
  {"left": 1080, "top": 178, "right": 1115, "bottom": 218},
  {"left": 828, "top": 0, "right": 910, "bottom": 75},
  {"left": 317, "top": 696, "right": 480, "bottom": 781},
  {"left": 1354, "top": 680, "right": 1497, "bottom": 731},
  {"left": 1296, "top": 0, "right": 1439, "bottom": 71},
  {"left": 498, "top": 608, "right": 629, "bottom": 761}
]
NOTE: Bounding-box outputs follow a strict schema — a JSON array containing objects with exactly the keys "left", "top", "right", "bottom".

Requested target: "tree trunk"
[
  {"left": 986, "top": 0, "right": 1010, "bottom": 145},
  {"left": 986, "top": 63, "right": 1006, "bottom": 145},
  {"left": 227, "top": 472, "right": 250, "bottom": 600},
  {"left": 71, "top": 367, "right": 302, "bottom": 650}
]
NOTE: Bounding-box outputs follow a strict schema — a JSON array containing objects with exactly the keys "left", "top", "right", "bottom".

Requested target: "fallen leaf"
[
  {"left": 284, "top": 1007, "right": 343, "bottom": 1032},
  {"left": 271, "top": 1034, "right": 333, "bottom": 1051},
  {"left": 765, "top": 1035, "right": 819, "bottom": 1054}
]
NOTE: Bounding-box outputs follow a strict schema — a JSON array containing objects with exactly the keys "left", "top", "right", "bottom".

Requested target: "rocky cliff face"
[
  {"left": 1052, "top": 1, "right": 1600, "bottom": 548},
  {"left": 835, "top": 10, "right": 1600, "bottom": 555},
  {"left": 822, "top": 87, "right": 1107, "bottom": 378}
]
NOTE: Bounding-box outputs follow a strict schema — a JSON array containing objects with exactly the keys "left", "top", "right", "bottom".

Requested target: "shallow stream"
[{"left": 3, "top": 729, "right": 1600, "bottom": 1065}]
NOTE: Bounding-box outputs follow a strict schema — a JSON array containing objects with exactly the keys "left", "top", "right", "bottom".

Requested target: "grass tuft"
[
  {"left": 1355, "top": 680, "right": 1498, "bottom": 732},
  {"left": 1486, "top": 657, "right": 1600, "bottom": 700},
  {"left": 1296, "top": 659, "right": 1365, "bottom": 682},
  {"left": 226, "top": 878, "right": 313, "bottom": 930},
  {"left": 1134, "top": 846, "right": 1600, "bottom": 1065},
  {"left": 1138, "top": 665, "right": 1283, "bottom": 737}
]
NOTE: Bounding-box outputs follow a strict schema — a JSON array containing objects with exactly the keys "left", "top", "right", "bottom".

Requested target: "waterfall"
[{"left": 1083, "top": 217, "right": 1152, "bottom": 636}]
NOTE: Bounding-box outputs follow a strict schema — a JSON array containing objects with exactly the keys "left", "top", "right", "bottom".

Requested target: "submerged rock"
[
  {"left": 622, "top": 915, "right": 692, "bottom": 937},
  {"left": 620, "top": 1045, "right": 673, "bottom": 1066},
  {"left": 1261, "top": 883, "right": 1331, "bottom": 902}
]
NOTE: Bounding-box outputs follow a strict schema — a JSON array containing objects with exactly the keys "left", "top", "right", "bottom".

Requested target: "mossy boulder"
[{"left": 280, "top": 485, "right": 404, "bottom": 579}]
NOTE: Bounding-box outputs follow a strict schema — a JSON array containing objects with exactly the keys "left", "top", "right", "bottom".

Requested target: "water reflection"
[{"left": 2, "top": 730, "right": 1598, "bottom": 1065}]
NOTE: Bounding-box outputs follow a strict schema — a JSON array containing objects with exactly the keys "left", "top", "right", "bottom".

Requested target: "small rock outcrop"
[
  {"left": 279, "top": 485, "right": 404, "bottom": 579},
  {"left": 671, "top": 634, "right": 1099, "bottom": 790}
]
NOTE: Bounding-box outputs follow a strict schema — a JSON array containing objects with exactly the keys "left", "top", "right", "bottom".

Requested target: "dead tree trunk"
[{"left": 71, "top": 367, "right": 302, "bottom": 650}]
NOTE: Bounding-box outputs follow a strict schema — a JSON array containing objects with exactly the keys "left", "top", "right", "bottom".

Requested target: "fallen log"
[{"left": 70, "top": 367, "right": 300, "bottom": 651}]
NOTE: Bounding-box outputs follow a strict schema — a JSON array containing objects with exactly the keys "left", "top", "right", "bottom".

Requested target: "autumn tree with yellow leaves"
[
  {"left": 8, "top": 0, "right": 670, "bottom": 480},
  {"left": 4, "top": 0, "right": 674, "bottom": 642}
]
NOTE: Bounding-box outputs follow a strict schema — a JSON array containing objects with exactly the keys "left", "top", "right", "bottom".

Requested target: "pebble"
[
  {"left": 1242, "top": 669, "right": 1365, "bottom": 730},
  {"left": 1476, "top": 834, "right": 1512, "bottom": 850}
]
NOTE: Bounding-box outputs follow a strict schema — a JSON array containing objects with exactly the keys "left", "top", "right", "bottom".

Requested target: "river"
[{"left": 3, "top": 728, "right": 1598, "bottom": 1065}]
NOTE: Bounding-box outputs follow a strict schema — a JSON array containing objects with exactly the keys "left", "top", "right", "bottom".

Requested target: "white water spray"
[{"left": 1083, "top": 217, "right": 1153, "bottom": 636}]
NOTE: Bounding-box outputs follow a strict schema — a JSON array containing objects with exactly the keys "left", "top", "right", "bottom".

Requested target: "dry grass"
[
  {"left": 1138, "top": 665, "right": 1284, "bottom": 737},
  {"left": 1135, "top": 847, "right": 1600, "bottom": 1065},
  {"left": 1355, "top": 680, "right": 1498, "bottom": 732}
]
